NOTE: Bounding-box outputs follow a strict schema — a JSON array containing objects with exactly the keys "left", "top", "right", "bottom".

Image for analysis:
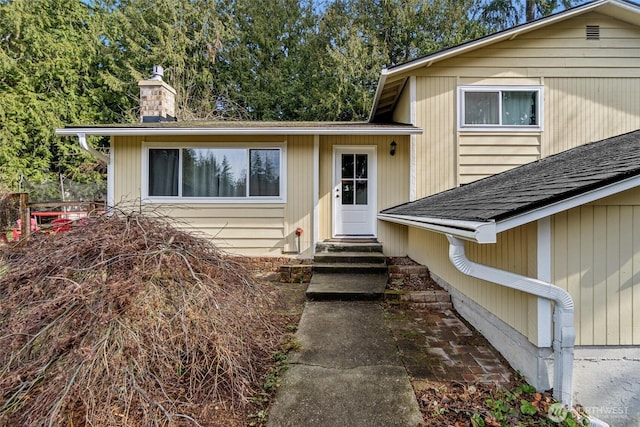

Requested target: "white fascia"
[
  {"left": 368, "top": 70, "right": 389, "bottom": 121},
  {"left": 382, "top": 174, "right": 640, "bottom": 244},
  {"left": 378, "top": 213, "right": 496, "bottom": 243},
  {"left": 55, "top": 125, "right": 421, "bottom": 137}
]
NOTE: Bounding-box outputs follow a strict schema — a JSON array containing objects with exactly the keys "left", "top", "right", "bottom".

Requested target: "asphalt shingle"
[{"left": 382, "top": 129, "right": 640, "bottom": 222}]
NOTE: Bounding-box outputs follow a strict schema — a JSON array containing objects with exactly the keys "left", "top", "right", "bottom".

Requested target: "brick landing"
[{"left": 385, "top": 304, "right": 513, "bottom": 386}]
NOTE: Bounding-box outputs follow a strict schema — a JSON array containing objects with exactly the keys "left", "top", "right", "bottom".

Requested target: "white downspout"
[
  {"left": 77, "top": 133, "right": 113, "bottom": 209},
  {"left": 77, "top": 133, "right": 109, "bottom": 164},
  {"left": 446, "top": 235, "right": 575, "bottom": 407}
]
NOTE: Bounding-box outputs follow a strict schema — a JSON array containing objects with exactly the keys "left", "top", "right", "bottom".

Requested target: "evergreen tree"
[
  {"left": 0, "top": 0, "right": 585, "bottom": 191},
  {"left": 479, "top": 0, "right": 583, "bottom": 31},
  {"left": 95, "top": 0, "right": 231, "bottom": 121},
  {"left": 0, "top": 0, "right": 107, "bottom": 188}
]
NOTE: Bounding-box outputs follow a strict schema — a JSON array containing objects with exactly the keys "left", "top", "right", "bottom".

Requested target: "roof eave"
[
  {"left": 380, "top": 173, "right": 640, "bottom": 243},
  {"left": 368, "top": 69, "right": 390, "bottom": 122},
  {"left": 378, "top": 213, "right": 497, "bottom": 243},
  {"left": 383, "top": 0, "right": 614, "bottom": 78},
  {"left": 370, "top": 1, "right": 640, "bottom": 118},
  {"left": 495, "top": 173, "right": 640, "bottom": 233},
  {"left": 55, "top": 125, "right": 422, "bottom": 137}
]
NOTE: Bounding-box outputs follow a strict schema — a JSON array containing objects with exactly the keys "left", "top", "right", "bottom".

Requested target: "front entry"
[{"left": 333, "top": 146, "right": 377, "bottom": 237}]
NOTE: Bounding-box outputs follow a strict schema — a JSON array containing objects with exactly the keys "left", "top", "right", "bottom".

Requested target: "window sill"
[
  {"left": 142, "top": 197, "right": 286, "bottom": 205},
  {"left": 457, "top": 127, "right": 543, "bottom": 135}
]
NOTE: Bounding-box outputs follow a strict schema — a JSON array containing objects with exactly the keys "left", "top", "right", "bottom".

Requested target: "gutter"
[
  {"left": 55, "top": 125, "right": 421, "bottom": 137},
  {"left": 378, "top": 213, "right": 497, "bottom": 243},
  {"left": 446, "top": 235, "right": 575, "bottom": 407}
]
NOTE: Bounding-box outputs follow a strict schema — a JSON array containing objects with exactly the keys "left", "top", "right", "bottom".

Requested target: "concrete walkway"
[{"left": 267, "top": 300, "right": 423, "bottom": 427}]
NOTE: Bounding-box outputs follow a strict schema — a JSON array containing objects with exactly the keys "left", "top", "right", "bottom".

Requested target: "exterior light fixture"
[{"left": 390, "top": 140, "right": 397, "bottom": 156}]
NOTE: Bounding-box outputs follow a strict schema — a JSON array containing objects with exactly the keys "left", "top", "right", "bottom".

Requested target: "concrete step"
[
  {"left": 314, "top": 251, "right": 387, "bottom": 265},
  {"left": 312, "top": 262, "right": 388, "bottom": 275},
  {"left": 315, "top": 241, "right": 383, "bottom": 254},
  {"left": 306, "top": 273, "right": 387, "bottom": 301}
]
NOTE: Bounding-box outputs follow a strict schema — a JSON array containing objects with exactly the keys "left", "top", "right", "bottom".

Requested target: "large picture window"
[
  {"left": 146, "top": 146, "right": 283, "bottom": 201},
  {"left": 459, "top": 86, "right": 542, "bottom": 131}
]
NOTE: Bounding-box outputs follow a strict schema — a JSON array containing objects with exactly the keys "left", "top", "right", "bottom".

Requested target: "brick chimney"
[{"left": 138, "top": 65, "right": 177, "bottom": 122}]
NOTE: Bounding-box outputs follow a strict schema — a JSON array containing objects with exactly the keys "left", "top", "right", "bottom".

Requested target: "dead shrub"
[{"left": 0, "top": 211, "right": 283, "bottom": 426}]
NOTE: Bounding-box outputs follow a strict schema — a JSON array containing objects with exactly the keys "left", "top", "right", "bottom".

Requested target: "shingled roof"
[{"left": 381, "top": 129, "right": 640, "bottom": 223}]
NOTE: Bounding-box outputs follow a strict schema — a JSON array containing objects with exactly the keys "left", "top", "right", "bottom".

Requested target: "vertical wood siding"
[
  {"left": 318, "top": 134, "right": 409, "bottom": 255},
  {"left": 392, "top": 12, "right": 640, "bottom": 347},
  {"left": 405, "top": 12, "right": 640, "bottom": 193},
  {"left": 283, "top": 136, "right": 314, "bottom": 254},
  {"left": 552, "top": 188, "right": 640, "bottom": 345},
  {"left": 113, "top": 134, "right": 409, "bottom": 256},
  {"left": 414, "top": 76, "right": 457, "bottom": 197},
  {"left": 113, "top": 136, "right": 142, "bottom": 203},
  {"left": 543, "top": 77, "right": 640, "bottom": 156}
]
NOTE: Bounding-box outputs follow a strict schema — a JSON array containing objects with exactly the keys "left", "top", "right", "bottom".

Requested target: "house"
[
  {"left": 381, "top": 130, "right": 640, "bottom": 425},
  {"left": 56, "top": 0, "right": 640, "bottom": 424}
]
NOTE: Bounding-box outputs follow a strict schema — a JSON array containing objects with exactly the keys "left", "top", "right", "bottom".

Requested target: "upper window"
[
  {"left": 145, "top": 145, "right": 284, "bottom": 202},
  {"left": 458, "top": 86, "right": 542, "bottom": 131}
]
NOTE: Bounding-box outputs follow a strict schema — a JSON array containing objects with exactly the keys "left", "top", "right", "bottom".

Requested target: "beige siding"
[
  {"left": 392, "top": 82, "right": 412, "bottom": 124},
  {"left": 283, "top": 136, "right": 314, "bottom": 254},
  {"left": 459, "top": 134, "right": 541, "bottom": 184},
  {"left": 148, "top": 204, "right": 285, "bottom": 256},
  {"left": 413, "top": 14, "right": 640, "bottom": 78},
  {"left": 318, "top": 135, "right": 409, "bottom": 255},
  {"left": 111, "top": 134, "right": 314, "bottom": 256},
  {"left": 113, "top": 133, "right": 408, "bottom": 256},
  {"left": 112, "top": 136, "right": 142, "bottom": 202},
  {"left": 552, "top": 188, "right": 640, "bottom": 345},
  {"left": 405, "top": 188, "right": 640, "bottom": 348},
  {"left": 407, "top": 12, "right": 640, "bottom": 194},
  {"left": 407, "top": 224, "right": 541, "bottom": 344},
  {"left": 543, "top": 77, "right": 640, "bottom": 156},
  {"left": 414, "top": 76, "right": 458, "bottom": 197}
]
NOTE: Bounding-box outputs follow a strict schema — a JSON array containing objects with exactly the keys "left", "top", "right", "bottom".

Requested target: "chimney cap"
[{"left": 150, "top": 65, "right": 164, "bottom": 81}]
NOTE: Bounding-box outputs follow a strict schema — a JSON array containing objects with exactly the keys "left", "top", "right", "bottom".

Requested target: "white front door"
[{"left": 333, "top": 146, "right": 376, "bottom": 237}]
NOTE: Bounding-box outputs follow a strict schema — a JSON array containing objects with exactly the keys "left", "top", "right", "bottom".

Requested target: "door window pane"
[
  {"left": 341, "top": 180, "right": 353, "bottom": 205},
  {"left": 341, "top": 154, "right": 354, "bottom": 179},
  {"left": 149, "top": 149, "right": 179, "bottom": 196},
  {"left": 355, "top": 154, "right": 368, "bottom": 179},
  {"left": 355, "top": 180, "right": 367, "bottom": 205},
  {"left": 464, "top": 91, "right": 499, "bottom": 125}
]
